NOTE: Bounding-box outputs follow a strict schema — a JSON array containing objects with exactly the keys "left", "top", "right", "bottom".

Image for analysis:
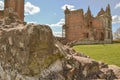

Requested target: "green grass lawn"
[{"left": 73, "top": 43, "right": 120, "bottom": 67}]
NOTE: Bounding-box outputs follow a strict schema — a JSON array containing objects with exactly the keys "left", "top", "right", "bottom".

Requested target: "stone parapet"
[{"left": 67, "top": 40, "right": 112, "bottom": 46}]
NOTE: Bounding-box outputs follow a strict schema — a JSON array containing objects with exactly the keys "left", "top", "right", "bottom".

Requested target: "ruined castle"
[
  {"left": 0, "top": 0, "right": 24, "bottom": 21},
  {"left": 63, "top": 4, "right": 112, "bottom": 44}
]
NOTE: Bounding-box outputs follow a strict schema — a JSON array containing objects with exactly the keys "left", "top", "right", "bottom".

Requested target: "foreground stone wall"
[
  {"left": 0, "top": 23, "right": 60, "bottom": 76},
  {"left": 0, "top": 11, "right": 4, "bottom": 19}
]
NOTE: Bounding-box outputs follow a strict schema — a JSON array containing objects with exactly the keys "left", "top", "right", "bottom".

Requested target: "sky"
[{"left": 0, "top": 0, "right": 120, "bottom": 36}]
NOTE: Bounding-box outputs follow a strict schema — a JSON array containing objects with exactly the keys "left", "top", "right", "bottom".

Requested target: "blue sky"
[{"left": 0, "top": 0, "right": 120, "bottom": 36}]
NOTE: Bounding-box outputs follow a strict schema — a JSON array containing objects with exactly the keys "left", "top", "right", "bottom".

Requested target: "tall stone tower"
[{"left": 4, "top": 0, "right": 24, "bottom": 21}]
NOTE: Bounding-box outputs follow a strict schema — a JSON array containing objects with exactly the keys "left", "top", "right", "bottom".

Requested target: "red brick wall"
[
  {"left": 4, "top": 0, "right": 16, "bottom": 11},
  {"left": 92, "top": 18, "right": 105, "bottom": 40},
  {"left": 16, "top": 0, "right": 24, "bottom": 21},
  {"left": 92, "top": 19, "right": 103, "bottom": 28},
  {"left": 64, "top": 5, "right": 112, "bottom": 42},
  {"left": 66, "top": 10, "right": 85, "bottom": 41},
  {"left": 65, "top": 11, "right": 106, "bottom": 41}
]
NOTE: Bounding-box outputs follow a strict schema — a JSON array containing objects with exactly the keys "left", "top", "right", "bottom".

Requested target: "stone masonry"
[{"left": 0, "top": 0, "right": 24, "bottom": 21}]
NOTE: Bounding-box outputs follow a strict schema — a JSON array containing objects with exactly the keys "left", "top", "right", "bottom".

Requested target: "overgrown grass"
[{"left": 73, "top": 43, "right": 120, "bottom": 67}]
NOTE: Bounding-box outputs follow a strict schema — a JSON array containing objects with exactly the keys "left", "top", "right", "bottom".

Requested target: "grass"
[{"left": 73, "top": 43, "right": 120, "bottom": 67}]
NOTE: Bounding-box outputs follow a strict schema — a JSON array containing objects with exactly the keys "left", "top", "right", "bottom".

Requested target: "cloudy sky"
[{"left": 0, "top": 0, "right": 120, "bottom": 36}]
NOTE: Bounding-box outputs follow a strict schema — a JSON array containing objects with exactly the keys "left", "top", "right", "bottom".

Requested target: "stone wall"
[
  {"left": 56, "top": 38, "right": 112, "bottom": 45},
  {"left": 0, "top": 11, "right": 4, "bottom": 19},
  {"left": 75, "top": 40, "right": 112, "bottom": 45},
  {"left": 55, "top": 37, "right": 67, "bottom": 44},
  {"left": 15, "top": 0, "right": 24, "bottom": 21},
  {"left": 0, "top": 23, "right": 60, "bottom": 76},
  {"left": 65, "top": 9, "right": 85, "bottom": 41},
  {"left": 2, "top": 0, "right": 24, "bottom": 21}
]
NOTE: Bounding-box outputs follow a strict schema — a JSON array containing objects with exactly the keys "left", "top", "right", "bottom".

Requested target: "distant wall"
[
  {"left": 65, "top": 10, "right": 85, "bottom": 41},
  {"left": 55, "top": 37, "right": 67, "bottom": 44},
  {"left": 74, "top": 40, "right": 112, "bottom": 45},
  {"left": 64, "top": 5, "right": 112, "bottom": 44}
]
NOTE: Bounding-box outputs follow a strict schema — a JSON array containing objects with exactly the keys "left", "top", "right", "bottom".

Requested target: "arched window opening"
[
  {"left": 90, "top": 21, "right": 92, "bottom": 27},
  {"left": 100, "top": 32, "right": 104, "bottom": 41},
  {"left": 94, "top": 31, "right": 97, "bottom": 40}
]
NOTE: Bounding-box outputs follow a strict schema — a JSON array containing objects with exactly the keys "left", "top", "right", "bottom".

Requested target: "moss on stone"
[{"left": 28, "top": 52, "right": 64, "bottom": 76}]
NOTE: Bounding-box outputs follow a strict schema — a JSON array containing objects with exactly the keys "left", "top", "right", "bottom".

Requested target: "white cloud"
[
  {"left": 53, "top": 32, "right": 65, "bottom": 37},
  {"left": 49, "top": 19, "right": 65, "bottom": 27},
  {"left": 61, "top": 4, "right": 75, "bottom": 10},
  {"left": 0, "top": 1, "right": 4, "bottom": 10},
  {"left": 53, "top": 32, "right": 62, "bottom": 37},
  {"left": 115, "top": 2, "right": 120, "bottom": 9},
  {"left": 25, "top": 2, "right": 40, "bottom": 15},
  {"left": 112, "top": 15, "right": 120, "bottom": 24},
  {"left": 46, "top": 18, "right": 65, "bottom": 37},
  {"left": 0, "top": 1, "right": 40, "bottom": 15},
  {"left": 27, "top": 21, "right": 37, "bottom": 24}
]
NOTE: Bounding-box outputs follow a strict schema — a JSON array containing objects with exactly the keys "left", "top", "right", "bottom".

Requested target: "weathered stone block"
[{"left": 0, "top": 23, "right": 60, "bottom": 76}]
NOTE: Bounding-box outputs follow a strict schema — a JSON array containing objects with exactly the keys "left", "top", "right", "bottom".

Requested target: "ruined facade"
[
  {"left": 63, "top": 4, "right": 112, "bottom": 44},
  {"left": 0, "top": 0, "right": 24, "bottom": 21}
]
